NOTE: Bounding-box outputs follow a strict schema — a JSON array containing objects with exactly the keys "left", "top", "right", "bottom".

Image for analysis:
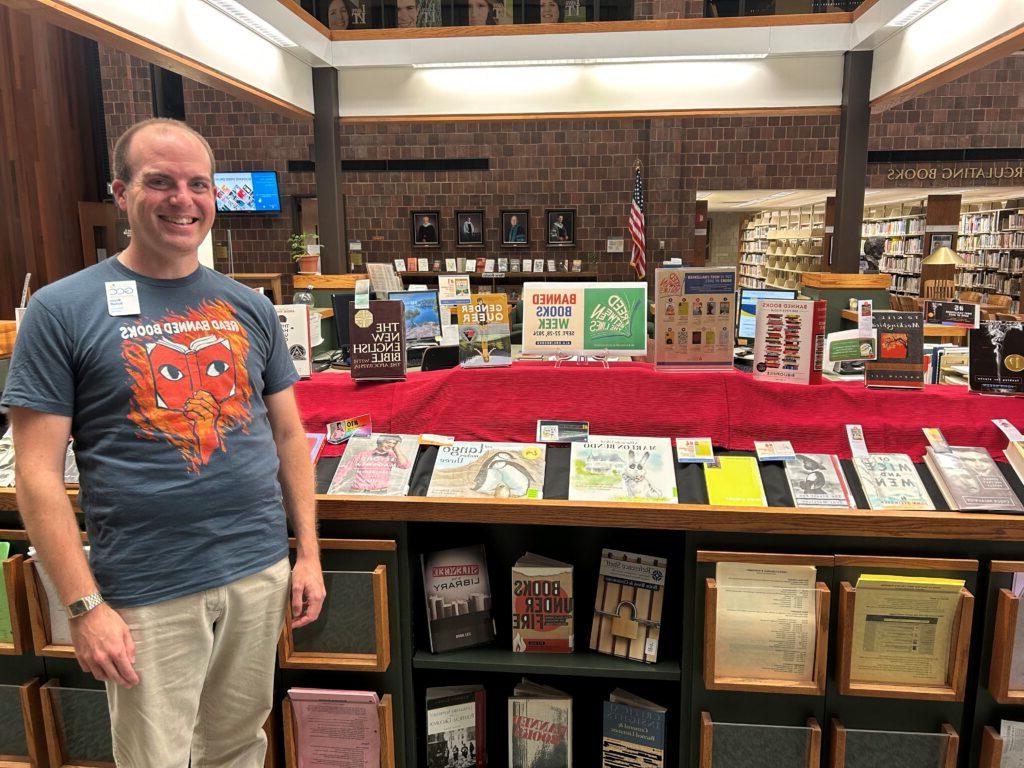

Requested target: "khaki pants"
[{"left": 106, "top": 558, "right": 290, "bottom": 768}]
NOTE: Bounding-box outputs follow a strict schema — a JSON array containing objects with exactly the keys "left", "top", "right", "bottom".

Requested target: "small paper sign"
[
  {"left": 675, "top": 437, "right": 715, "bottom": 464},
  {"left": 754, "top": 440, "right": 796, "bottom": 462},
  {"left": 922, "top": 427, "right": 951, "bottom": 453},
  {"left": 994, "top": 419, "right": 1024, "bottom": 443},
  {"left": 105, "top": 280, "right": 140, "bottom": 316},
  {"left": 420, "top": 434, "right": 455, "bottom": 446},
  {"left": 857, "top": 300, "right": 873, "bottom": 337},
  {"left": 536, "top": 420, "right": 590, "bottom": 443},
  {"left": 846, "top": 424, "right": 869, "bottom": 458},
  {"left": 354, "top": 279, "right": 371, "bottom": 310},
  {"left": 326, "top": 414, "right": 371, "bottom": 444},
  {"left": 825, "top": 329, "right": 877, "bottom": 364}
]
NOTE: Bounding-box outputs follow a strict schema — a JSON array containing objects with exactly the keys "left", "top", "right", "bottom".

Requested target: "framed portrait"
[
  {"left": 546, "top": 209, "right": 575, "bottom": 247},
  {"left": 411, "top": 211, "right": 441, "bottom": 248},
  {"left": 457, "top": 210, "right": 485, "bottom": 247},
  {"left": 501, "top": 210, "right": 529, "bottom": 247}
]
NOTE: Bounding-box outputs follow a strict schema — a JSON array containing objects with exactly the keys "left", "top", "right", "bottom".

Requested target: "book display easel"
[
  {"left": 985, "top": 560, "right": 1024, "bottom": 705},
  {"left": 0, "top": 553, "right": 29, "bottom": 656},
  {"left": 700, "top": 711, "right": 821, "bottom": 768},
  {"left": 829, "top": 719, "right": 958, "bottom": 768},
  {"left": 0, "top": 679, "right": 46, "bottom": 767}
]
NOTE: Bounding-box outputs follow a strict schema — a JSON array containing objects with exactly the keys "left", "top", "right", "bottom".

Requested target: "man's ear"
[{"left": 111, "top": 180, "right": 127, "bottom": 211}]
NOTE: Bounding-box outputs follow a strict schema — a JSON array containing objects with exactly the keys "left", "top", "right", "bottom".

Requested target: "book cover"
[
  {"left": 512, "top": 554, "right": 573, "bottom": 653},
  {"left": 426, "top": 685, "right": 487, "bottom": 768},
  {"left": 783, "top": 454, "right": 856, "bottom": 509},
  {"left": 421, "top": 545, "right": 496, "bottom": 653},
  {"left": 602, "top": 690, "right": 666, "bottom": 768},
  {"left": 924, "top": 446, "right": 1023, "bottom": 512},
  {"left": 752, "top": 299, "right": 827, "bottom": 385},
  {"left": 274, "top": 304, "right": 312, "bottom": 378},
  {"left": 349, "top": 300, "right": 407, "bottom": 382},
  {"left": 456, "top": 294, "right": 512, "bottom": 368},
  {"left": 703, "top": 456, "right": 767, "bottom": 507},
  {"left": 288, "top": 688, "right": 380, "bottom": 768},
  {"left": 969, "top": 321, "right": 1024, "bottom": 395},
  {"left": 865, "top": 311, "right": 925, "bottom": 389},
  {"left": 523, "top": 259, "right": 533, "bottom": 272},
  {"left": 511, "top": 259, "right": 522, "bottom": 272},
  {"left": 654, "top": 267, "right": 736, "bottom": 371},
  {"left": 419, "top": 257, "right": 430, "bottom": 271},
  {"left": 327, "top": 434, "right": 418, "bottom": 496},
  {"left": 590, "top": 549, "right": 666, "bottom": 664},
  {"left": 852, "top": 453, "right": 935, "bottom": 510},
  {"left": 567, "top": 437, "right": 677, "bottom": 504},
  {"left": 146, "top": 336, "right": 237, "bottom": 408},
  {"left": 508, "top": 680, "right": 572, "bottom": 768},
  {"left": 427, "top": 442, "right": 546, "bottom": 499},
  {"left": 306, "top": 433, "right": 326, "bottom": 466},
  {"left": 407, "top": 257, "right": 418, "bottom": 272}
]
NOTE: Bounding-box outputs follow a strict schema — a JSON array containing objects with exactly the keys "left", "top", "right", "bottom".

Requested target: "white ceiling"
[{"left": 704, "top": 187, "right": 1024, "bottom": 212}]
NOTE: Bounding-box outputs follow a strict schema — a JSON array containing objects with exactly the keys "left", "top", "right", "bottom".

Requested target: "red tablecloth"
[{"left": 295, "top": 363, "right": 1024, "bottom": 460}]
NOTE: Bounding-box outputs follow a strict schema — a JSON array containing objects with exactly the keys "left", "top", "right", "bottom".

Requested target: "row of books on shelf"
[
  {"left": 879, "top": 236, "right": 923, "bottom": 256},
  {"left": 957, "top": 251, "right": 1024, "bottom": 271},
  {"left": 862, "top": 218, "right": 924, "bottom": 237},
  {"left": 956, "top": 272, "right": 1021, "bottom": 295},
  {"left": 960, "top": 232, "right": 1024, "bottom": 250},
  {"left": 880, "top": 254, "right": 922, "bottom": 273},
  {"left": 395, "top": 256, "right": 585, "bottom": 274},
  {"left": 890, "top": 274, "right": 921, "bottom": 294}
]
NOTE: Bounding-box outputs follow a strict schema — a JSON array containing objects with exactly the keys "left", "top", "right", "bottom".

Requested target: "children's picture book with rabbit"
[
  {"left": 427, "top": 442, "right": 547, "bottom": 499},
  {"left": 567, "top": 437, "right": 677, "bottom": 503}
]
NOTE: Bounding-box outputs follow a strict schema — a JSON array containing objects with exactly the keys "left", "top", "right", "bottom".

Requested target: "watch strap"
[{"left": 66, "top": 593, "right": 105, "bottom": 619}]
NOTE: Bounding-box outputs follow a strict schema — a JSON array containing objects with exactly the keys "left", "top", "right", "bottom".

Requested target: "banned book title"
[
  {"left": 512, "top": 565, "right": 574, "bottom": 653},
  {"left": 511, "top": 715, "right": 569, "bottom": 746},
  {"left": 349, "top": 300, "right": 406, "bottom": 381},
  {"left": 352, "top": 322, "right": 402, "bottom": 364}
]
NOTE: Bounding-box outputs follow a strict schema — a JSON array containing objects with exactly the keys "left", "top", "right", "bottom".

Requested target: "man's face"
[
  {"left": 558, "top": 215, "right": 564, "bottom": 223},
  {"left": 421, "top": 215, "right": 431, "bottom": 226},
  {"left": 112, "top": 127, "right": 215, "bottom": 260},
  {"left": 510, "top": 216, "right": 518, "bottom": 226},
  {"left": 396, "top": 0, "right": 417, "bottom": 26}
]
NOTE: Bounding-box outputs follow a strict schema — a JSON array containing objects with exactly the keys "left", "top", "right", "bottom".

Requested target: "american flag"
[{"left": 628, "top": 163, "right": 646, "bottom": 280}]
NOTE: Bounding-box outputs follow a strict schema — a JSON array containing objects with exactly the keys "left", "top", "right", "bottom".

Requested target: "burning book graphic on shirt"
[{"left": 146, "top": 336, "right": 237, "bottom": 410}]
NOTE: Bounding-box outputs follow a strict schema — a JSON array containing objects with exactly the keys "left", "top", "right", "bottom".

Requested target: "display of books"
[
  {"left": 703, "top": 456, "right": 767, "bottom": 507},
  {"left": 752, "top": 298, "right": 827, "bottom": 385},
  {"left": 567, "top": 437, "right": 677, "bottom": 504},
  {"left": 509, "top": 679, "right": 572, "bottom": 768},
  {"left": 590, "top": 549, "right": 666, "bottom": 664},
  {"left": 923, "top": 446, "right": 1023, "bottom": 512},
  {"left": 274, "top": 303, "right": 312, "bottom": 378},
  {"left": 427, "top": 442, "right": 546, "bottom": 500},
  {"left": 288, "top": 688, "right": 380, "bottom": 767},
  {"left": 426, "top": 685, "right": 486, "bottom": 768},
  {"left": 602, "top": 689, "right": 666, "bottom": 768},
  {"left": 512, "top": 553, "right": 573, "bottom": 653},
  {"left": 327, "top": 434, "right": 418, "bottom": 496},
  {"left": 866, "top": 311, "right": 925, "bottom": 389},
  {"left": 969, "top": 321, "right": 1024, "bottom": 395},
  {"left": 851, "top": 453, "right": 935, "bottom": 510},
  {"left": 783, "top": 453, "right": 856, "bottom": 509},
  {"left": 456, "top": 294, "right": 512, "bottom": 368},
  {"left": 422, "top": 545, "right": 496, "bottom": 654},
  {"left": 349, "top": 300, "right": 407, "bottom": 382}
]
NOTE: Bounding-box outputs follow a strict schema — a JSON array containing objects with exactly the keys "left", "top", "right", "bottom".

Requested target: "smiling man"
[{"left": 2, "top": 118, "right": 325, "bottom": 767}]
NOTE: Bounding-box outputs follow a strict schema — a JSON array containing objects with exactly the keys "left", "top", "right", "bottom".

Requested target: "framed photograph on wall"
[
  {"left": 412, "top": 211, "right": 441, "bottom": 248},
  {"left": 546, "top": 209, "right": 575, "bottom": 247},
  {"left": 501, "top": 210, "right": 529, "bottom": 247},
  {"left": 457, "top": 210, "right": 485, "bottom": 247}
]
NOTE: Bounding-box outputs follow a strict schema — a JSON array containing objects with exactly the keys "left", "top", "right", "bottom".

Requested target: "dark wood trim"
[
  {"left": 850, "top": 0, "right": 883, "bottom": 21},
  {"left": 339, "top": 106, "right": 842, "bottom": 124},
  {"left": 277, "top": 0, "right": 331, "bottom": 38}
]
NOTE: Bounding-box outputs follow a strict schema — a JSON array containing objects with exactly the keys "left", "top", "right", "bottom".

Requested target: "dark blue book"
[{"left": 602, "top": 690, "right": 666, "bottom": 768}]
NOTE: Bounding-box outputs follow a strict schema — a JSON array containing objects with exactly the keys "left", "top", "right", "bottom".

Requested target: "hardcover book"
[
  {"left": 288, "top": 688, "right": 380, "bottom": 768},
  {"left": 865, "top": 311, "right": 925, "bottom": 389},
  {"left": 852, "top": 453, "right": 935, "bottom": 510},
  {"left": 426, "top": 685, "right": 487, "bottom": 768},
  {"left": 274, "top": 304, "right": 312, "bottom": 378},
  {"left": 511, "top": 259, "right": 522, "bottom": 272},
  {"left": 427, "top": 442, "right": 547, "bottom": 500},
  {"left": 512, "top": 553, "right": 573, "bottom": 653},
  {"left": 752, "top": 299, "right": 827, "bottom": 385},
  {"left": 924, "top": 446, "right": 1023, "bottom": 512},
  {"left": 602, "top": 689, "right": 666, "bottom": 768},
  {"left": 590, "top": 549, "right": 666, "bottom": 664},
  {"left": 969, "top": 321, "right": 1024, "bottom": 395},
  {"left": 703, "top": 456, "right": 767, "bottom": 507},
  {"left": 407, "top": 257, "right": 418, "bottom": 272},
  {"left": 567, "top": 437, "right": 677, "bottom": 504},
  {"left": 421, "top": 545, "right": 496, "bottom": 653},
  {"left": 456, "top": 294, "right": 512, "bottom": 368},
  {"left": 349, "top": 300, "right": 407, "bottom": 382},
  {"left": 327, "top": 434, "right": 418, "bottom": 496},
  {"left": 509, "top": 679, "right": 572, "bottom": 768},
  {"left": 783, "top": 454, "right": 856, "bottom": 509}
]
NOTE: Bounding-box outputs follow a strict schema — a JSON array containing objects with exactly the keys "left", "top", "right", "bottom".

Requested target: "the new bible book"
[
  {"left": 456, "top": 294, "right": 512, "bottom": 368},
  {"left": 509, "top": 679, "right": 572, "bottom": 768},
  {"left": 426, "top": 685, "right": 487, "bottom": 768},
  {"left": 349, "top": 300, "right": 407, "bottom": 382},
  {"left": 590, "top": 549, "right": 666, "bottom": 664},
  {"left": 421, "top": 545, "right": 496, "bottom": 653},
  {"left": 512, "top": 553, "right": 573, "bottom": 653},
  {"left": 602, "top": 689, "right": 666, "bottom": 768},
  {"left": 865, "top": 311, "right": 925, "bottom": 389},
  {"left": 852, "top": 453, "right": 934, "bottom": 510},
  {"left": 427, "top": 442, "right": 547, "bottom": 500},
  {"left": 969, "top": 321, "right": 1024, "bottom": 395},
  {"left": 924, "top": 446, "right": 1023, "bottom": 512},
  {"left": 752, "top": 298, "right": 827, "bottom": 385},
  {"left": 783, "top": 453, "right": 856, "bottom": 509}
]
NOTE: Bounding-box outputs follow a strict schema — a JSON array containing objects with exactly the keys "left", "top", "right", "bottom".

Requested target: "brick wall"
[{"left": 708, "top": 211, "right": 744, "bottom": 267}]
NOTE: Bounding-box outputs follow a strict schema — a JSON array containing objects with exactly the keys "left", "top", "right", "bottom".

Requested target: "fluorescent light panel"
[
  {"left": 201, "top": 0, "right": 298, "bottom": 48},
  {"left": 412, "top": 53, "right": 768, "bottom": 69},
  {"left": 888, "top": 0, "right": 947, "bottom": 27},
  {"left": 732, "top": 191, "right": 794, "bottom": 208}
]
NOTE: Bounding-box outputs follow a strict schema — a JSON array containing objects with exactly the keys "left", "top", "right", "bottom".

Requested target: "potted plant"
[{"left": 290, "top": 232, "right": 321, "bottom": 274}]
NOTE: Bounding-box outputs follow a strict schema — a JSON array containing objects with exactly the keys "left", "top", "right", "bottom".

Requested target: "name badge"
[{"left": 105, "top": 280, "right": 140, "bottom": 316}]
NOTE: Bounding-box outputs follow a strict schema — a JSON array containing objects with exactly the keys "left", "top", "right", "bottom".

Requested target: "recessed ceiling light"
[
  {"left": 888, "top": 0, "right": 947, "bottom": 28},
  {"left": 201, "top": 0, "right": 298, "bottom": 48},
  {"left": 412, "top": 53, "right": 768, "bottom": 69}
]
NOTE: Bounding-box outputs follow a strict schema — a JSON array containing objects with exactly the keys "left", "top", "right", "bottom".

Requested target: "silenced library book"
[{"left": 421, "top": 545, "right": 496, "bottom": 654}]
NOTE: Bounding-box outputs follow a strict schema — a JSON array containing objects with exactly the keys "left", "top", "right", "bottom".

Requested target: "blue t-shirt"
[{"left": 2, "top": 258, "right": 298, "bottom": 607}]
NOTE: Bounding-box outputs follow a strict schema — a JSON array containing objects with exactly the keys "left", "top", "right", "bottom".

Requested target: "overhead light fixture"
[
  {"left": 888, "top": 0, "right": 947, "bottom": 27},
  {"left": 412, "top": 53, "right": 767, "bottom": 69},
  {"left": 732, "top": 191, "right": 794, "bottom": 208},
  {"left": 202, "top": 0, "right": 298, "bottom": 48}
]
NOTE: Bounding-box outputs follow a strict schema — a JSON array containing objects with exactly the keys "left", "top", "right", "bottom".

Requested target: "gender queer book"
[
  {"left": 852, "top": 453, "right": 935, "bottom": 510},
  {"left": 969, "top": 321, "right": 1024, "bottom": 395},
  {"left": 349, "top": 300, "right": 407, "bottom": 382},
  {"left": 865, "top": 311, "right": 925, "bottom": 389},
  {"left": 568, "top": 436, "right": 677, "bottom": 504},
  {"left": 427, "top": 442, "right": 546, "bottom": 499},
  {"left": 590, "top": 550, "right": 666, "bottom": 664},
  {"left": 923, "top": 446, "right": 1024, "bottom": 512},
  {"left": 274, "top": 304, "right": 312, "bottom": 378},
  {"left": 509, "top": 679, "right": 572, "bottom": 768},
  {"left": 421, "top": 545, "right": 496, "bottom": 653},
  {"left": 327, "top": 434, "right": 419, "bottom": 496},
  {"left": 512, "top": 553, "right": 573, "bottom": 653},
  {"left": 288, "top": 688, "right": 380, "bottom": 768},
  {"left": 602, "top": 689, "right": 666, "bottom": 768},
  {"left": 426, "top": 685, "right": 487, "bottom": 768},
  {"left": 456, "top": 294, "right": 512, "bottom": 368},
  {"left": 703, "top": 456, "right": 767, "bottom": 507},
  {"left": 783, "top": 454, "right": 856, "bottom": 509},
  {"left": 752, "top": 298, "right": 827, "bottom": 385}
]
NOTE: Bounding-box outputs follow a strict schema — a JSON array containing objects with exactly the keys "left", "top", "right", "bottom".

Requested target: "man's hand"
[
  {"left": 290, "top": 555, "right": 326, "bottom": 629},
  {"left": 183, "top": 390, "right": 223, "bottom": 462},
  {"left": 69, "top": 603, "right": 139, "bottom": 688}
]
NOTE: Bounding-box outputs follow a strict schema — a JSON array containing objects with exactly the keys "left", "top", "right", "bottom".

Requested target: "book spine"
[{"left": 809, "top": 300, "right": 826, "bottom": 385}]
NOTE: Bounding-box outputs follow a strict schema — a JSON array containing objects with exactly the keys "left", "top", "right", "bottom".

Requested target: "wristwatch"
[{"left": 66, "top": 593, "right": 105, "bottom": 619}]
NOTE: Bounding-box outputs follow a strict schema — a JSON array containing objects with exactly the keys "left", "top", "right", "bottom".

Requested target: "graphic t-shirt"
[{"left": 2, "top": 258, "right": 298, "bottom": 607}]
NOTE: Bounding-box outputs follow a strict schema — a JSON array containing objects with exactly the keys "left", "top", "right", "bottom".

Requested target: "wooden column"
[
  {"left": 313, "top": 67, "right": 347, "bottom": 274},
  {"left": 923, "top": 194, "right": 962, "bottom": 256},
  {"left": 822, "top": 196, "right": 837, "bottom": 273},
  {"left": 832, "top": 51, "right": 873, "bottom": 274}
]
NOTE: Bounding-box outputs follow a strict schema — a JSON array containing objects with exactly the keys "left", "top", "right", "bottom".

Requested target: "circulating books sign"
[{"left": 522, "top": 282, "right": 648, "bottom": 356}]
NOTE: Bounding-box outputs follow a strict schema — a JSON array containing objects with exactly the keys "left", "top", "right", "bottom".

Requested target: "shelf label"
[{"left": 994, "top": 419, "right": 1024, "bottom": 442}]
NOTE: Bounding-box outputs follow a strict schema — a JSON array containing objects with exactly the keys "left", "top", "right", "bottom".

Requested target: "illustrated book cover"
[
  {"left": 509, "top": 679, "right": 572, "bottom": 768},
  {"left": 427, "top": 442, "right": 546, "bottom": 500},
  {"left": 865, "top": 311, "right": 925, "bottom": 389},
  {"left": 852, "top": 453, "right": 935, "bottom": 510},
  {"left": 421, "top": 545, "right": 496, "bottom": 653},
  {"left": 426, "top": 685, "right": 487, "bottom": 768},
  {"left": 512, "top": 553, "right": 573, "bottom": 653},
  {"left": 703, "top": 456, "right": 767, "bottom": 507},
  {"left": 327, "top": 434, "right": 419, "bottom": 496},
  {"left": 969, "top": 321, "right": 1024, "bottom": 395},
  {"left": 349, "top": 300, "right": 407, "bottom": 382},
  {"left": 924, "top": 445, "right": 1023, "bottom": 512},
  {"left": 783, "top": 453, "right": 856, "bottom": 509},
  {"left": 752, "top": 298, "right": 827, "bottom": 385},
  {"left": 602, "top": 689, "right": 666, "bottom": 768},
  {"left": 590, "top": 549, "right": 667, "bottom": 664},
  {"left": 456, "top": 294, "right": 512, "bottom": 368},
  {"left": 274, "top": 304, "right": 312, "bottom": 378},
  {"left": 567, "top": 436, "right": 677, "bottom": 504}
]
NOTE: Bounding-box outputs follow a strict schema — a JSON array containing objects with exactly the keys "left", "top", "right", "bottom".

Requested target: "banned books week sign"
[{"left": 522, "top": 282, "right": 648, "bottom": 356}]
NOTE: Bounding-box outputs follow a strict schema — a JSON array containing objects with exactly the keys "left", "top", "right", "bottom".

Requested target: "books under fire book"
[{"left": 512, "top": 553, "right": 573, "bottom": 653}]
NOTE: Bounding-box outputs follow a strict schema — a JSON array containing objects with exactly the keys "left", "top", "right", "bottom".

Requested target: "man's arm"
[
  {"left": 265, "top": 387, "right": 325, "bottom": 629},
  {"left": 9, "top": 407, "right": 138, "bottom": 687}
]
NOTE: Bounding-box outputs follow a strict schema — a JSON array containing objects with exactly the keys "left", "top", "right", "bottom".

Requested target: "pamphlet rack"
[
  {"left": 0, "top": 554, "right": 29, "bottom": 655},
  {"left": 21, "top": 559, "right": 76, "bottom": 658},
  {"left": 828, "top": 719, "right": 958, "bottom": 768},
  {"left": 0, "top": 679, "right": 46, "bottom": 768},
  {"left": 39, "top": 680, "right": 114, "bottom": 768},
  {"left": 281, "top": 693, "right": 394, "bottom": 768},
  {"left": 987, "top": 560, "right": 1024, "bottom": 705},
  {"left": 978, "top": 726, "right": 1002, "bottom": 768},
  {"left": 699, "top": 711, "right": 821, "bottom": 768}
]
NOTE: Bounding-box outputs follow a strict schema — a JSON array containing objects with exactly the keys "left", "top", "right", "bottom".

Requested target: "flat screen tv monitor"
[
  {"left": 736, "top": 287, "right": 798, "bottom": 345},
  {"left": 331, "top": 291, "right": 355, "bottom": 350},
  {"left": 213, "top": 171, "right": 281, "bottom": 213},
  {"left": 387, "top": 290, "right": 442, "bottom": 345}
]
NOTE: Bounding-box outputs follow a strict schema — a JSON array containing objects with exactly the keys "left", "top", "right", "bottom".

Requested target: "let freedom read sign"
[{"left": 522, "top": 282, "right": 648, "bottom": 356}]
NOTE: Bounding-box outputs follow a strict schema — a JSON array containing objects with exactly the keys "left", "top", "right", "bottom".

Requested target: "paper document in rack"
[
  {"left": 1001, "top": 720, "right": 1024, "bottom": 768},
  {"left": 849, "top": 575, "right": 964, "bottom": 687},
  {"left": 288, "top": 688, "right": 380, "bottom": 768},
  {"left": 29, "top": 545, "right": 89, "bottom": 646},
  {"left": 713, "top": 561, "right": 818, "bottom": 682}
]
